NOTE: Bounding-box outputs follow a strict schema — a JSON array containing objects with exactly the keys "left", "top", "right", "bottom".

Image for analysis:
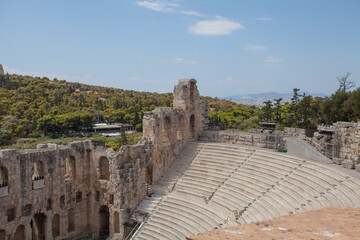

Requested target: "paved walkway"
[{"left": 188, "top": 207, "right": 360, "bottom": 240}]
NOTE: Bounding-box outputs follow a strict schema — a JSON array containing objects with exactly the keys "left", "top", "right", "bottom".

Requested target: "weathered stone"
[
  {"left": 0, "top": 78, "right": 207, "bottom": 240},
  {"left": 0, "top": 64, "right": 4, "bottom": 75},
  {"left": 342, "top": 159, "right": 355, "bottom": 169},
  {"left": 356, "top": 164, "right": 360, "bottom": 172}
]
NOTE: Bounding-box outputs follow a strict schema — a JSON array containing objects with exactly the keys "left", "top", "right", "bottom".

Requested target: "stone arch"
[
  {"left": 32, "top": 161, "right": 44, "bottom": 180},
  {"left": 32, "top": 213, "right": 46, "bottom": 240},
  {"left": 99, "top": 205, "right": 110, "bottom": 238},
  {"left": 14, "top": 225, "right": 25, "bottom": 240},
  {"left": 99, "top": 156, "right": 110, "bottom": 180},
  {"left": 0, "top": 230, "right": 5, "bottom": 240},
  {"left": 190, "top": 114, "right": 195, "bottom": 138},
  {"left": 190, "top": 81, "right": 195, "bottom": 110},
  {"left": 68, "top": 209, "right": 75, "bottom": 232},
  {"left": 65, "top": 156, "right": 76, "bottom": 180},
  {"left": 162, "top": 116, "right": 171, "bottom": 142},
  {"left": 145, "top": 163, "right": 153, "bottom": 186},
  {"left": 52, "top": 214, "right": 60, "bottom": 237},
  {"left": 113, "top": 211, "right": 119, "bottom": 233},
  {"left": 0, "top": 166, "right": 8, "bottom": 187},
  {"left": 177, "top": 115, "right": 184, "bottom": 140}
]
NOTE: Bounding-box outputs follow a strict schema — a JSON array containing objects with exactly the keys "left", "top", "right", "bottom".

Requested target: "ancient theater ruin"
[{"left": 1, "top": 79, "right": 360, "bottom": 240}]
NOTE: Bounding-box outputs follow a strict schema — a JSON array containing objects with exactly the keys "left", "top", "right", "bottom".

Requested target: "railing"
[{"left": 125, "top": 215, "right": 148, "bottom": 240}]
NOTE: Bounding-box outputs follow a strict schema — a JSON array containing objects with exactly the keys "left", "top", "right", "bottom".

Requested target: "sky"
[{"left": 0, "top": 0, "right": 359, "bottom": 97}]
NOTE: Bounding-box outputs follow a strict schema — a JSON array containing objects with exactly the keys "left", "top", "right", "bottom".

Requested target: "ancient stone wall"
[
  {"left": 312, "top": 122, "right": 360, "bottom": 169},
  {"left": 199, "top": 127, "right": 306, "bottom": 150},
  {"left": 0, "top": 64, "right": 4, "bottom": 75},
  {"left": 0, "top": 78, "right": 206, "bottom": 240}
]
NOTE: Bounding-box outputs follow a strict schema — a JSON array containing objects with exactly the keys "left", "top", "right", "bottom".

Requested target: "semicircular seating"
[{"left": 132, "top": 142, "right": 360, "bottom": 240}]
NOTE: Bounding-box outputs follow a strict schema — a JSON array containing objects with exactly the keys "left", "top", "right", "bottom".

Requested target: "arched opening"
[
  {"left": 190, "top": 114, "right": 195, "bottom": 138},
  {"left": 32, "top": 213, "right": 46, "bottom": 240},
  {"left": 14, "top": 225, "right": 25, "bottom": 240},
  {"left": 0, "top": 230, "right": 5, "bottom": 240},
  {"left": 99, "top": 206, "right": 110, "bottom": 239},
  {"left": 177, "top": 115, "right": 184, "bottom": 140},
  {"left": 145, "top": 163, "right": 153, "bottom": 186},
  {"left": 65, "top": 156, "right": 76, "bottom": 180},
  {"left": 68, "top": 209, "right": 75, "bottom": 232},
  {"left": 32, "top": 161, "right": 44, "bottom": 180},
  {"left": 99, "top": 156, "right": 110, "bottom": 180},
  {"left": 162, "top": 116, "right": 171, "bottom": 142},
  {"left": 190, "top": 81, "right": 195, "bottom": 110},
  {"left": 52, "top": 214, "right": 60, "bottom": 237},
  {"left": 113, "top": 212, "right": 119, "bottom": 233},
  {"left": 0, "top": 166, "right": 8, "bottom": 187}
]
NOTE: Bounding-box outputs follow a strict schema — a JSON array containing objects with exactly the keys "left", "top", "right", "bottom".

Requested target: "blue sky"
[{"left": 1, "top": 0, "right": 359, "bottom": 97}]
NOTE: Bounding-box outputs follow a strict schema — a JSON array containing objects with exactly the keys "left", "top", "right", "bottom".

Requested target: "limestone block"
[
  {"left": 342, "top": 160, "right": 355, "bottom": 169},
  {"left": 333, "top": 158, "right": 343, "bottom": 165},
  {"left": 356, "top": 164, "right": 360, "bottom": 172}
]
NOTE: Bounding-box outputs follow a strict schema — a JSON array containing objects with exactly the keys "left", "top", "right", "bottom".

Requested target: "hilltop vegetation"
[{"left": 1, "top": 73, "right": 359, "bottom": 148}]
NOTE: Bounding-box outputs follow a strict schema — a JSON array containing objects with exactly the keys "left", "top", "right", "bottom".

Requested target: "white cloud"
[
  {"left": 244, "top": 44, "right": 267, "bottom": 50},
  {"left": 180, "top": 10, "right": 204, "bottom": 17},
  {"left": 171, "top": 57, "right": 198, "bottom": 64},
  {"left": 265, "top": 56, "right": 282, "bottom": 63},
  {"left": 188, "top": 16, "right": 244, "bottom": 35},
  {"left": 255, "top": 16, "right": 272, "bottom": 21},
  {"left": 134, "top": 0, "right": 204, "bottom": 17},
  {"left": 134, "top": 1, "right": 178, "bottom": 13}
]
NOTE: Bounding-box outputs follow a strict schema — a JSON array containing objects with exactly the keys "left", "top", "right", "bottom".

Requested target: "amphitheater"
[{"left": 1, "top": 79, "right": 360, "bottom": 240}]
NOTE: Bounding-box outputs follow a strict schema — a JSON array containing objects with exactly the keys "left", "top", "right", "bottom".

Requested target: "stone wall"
[
  {"left": 0, "top": 79, "right": 207, "bottom": 240},
  {"left": 0, "top": 64, "right": 4, "bottom": 75},
  {"left": 312, "top": 122, "right": 360, "bottom": 169},
  {"left": 199, "top": 127, "right": 307, "bottom": 150}
]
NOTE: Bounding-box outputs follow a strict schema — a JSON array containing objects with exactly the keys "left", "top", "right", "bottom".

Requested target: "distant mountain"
[{"left": 225, "top": 91, "right": 328, "bottom": 106}]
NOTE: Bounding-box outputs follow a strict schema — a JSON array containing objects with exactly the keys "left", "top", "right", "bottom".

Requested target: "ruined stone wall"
[
  {"left": 312, "top": 122, "right": 360, "bottom": 169},
  {"left": 0, "top": 78, "right": 207, "bottom": 240},
  {"left": 199, "top": 127, "right": 305, "bottom": 150},
  {"left": 0, "top": 64, "right": 4, "bottom": 75}
]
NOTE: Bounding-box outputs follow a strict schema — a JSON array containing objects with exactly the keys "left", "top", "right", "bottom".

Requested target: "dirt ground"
[{"left": 187, "top": 207, "right": 360, "bottom": 240}]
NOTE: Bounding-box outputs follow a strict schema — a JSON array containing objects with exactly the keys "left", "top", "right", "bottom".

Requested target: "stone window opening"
[
  {"left": 145, "top": 163, "right": 153, "bottom": 187},
  {"left": 14, "top": 225, "right": 25, "bottom": 240},
  {"left": 32, "top": 213, "right": 46, "bottom": 240},
  {"left": 46, "top": 199, "right": 52, "bottom": 211},
  {"left": 99, "top": 156, "right": 110, "bottom": 180},
  {"left": 60, "top": 195, "right": 65, "bottom": 208},
  {"left": 32, "top": 161, "right": 45, "bottom": 190},
  {"left": 113, "top": 211, "right": 120, "bottom": 233},
  {"left": 7, "top": 208, "right": 15, "bottom": 222},
  {"left": 162, "top": 116, "right": 171, "bottom": 142},
  {"left": 177, "top": 115, "right": 184, "bottom": 140},
  {"left": 68, "top": 209, "right": 75, "bottom": 232},
  {"left": 65, "top": 156, "right": 76, "bottom": 180},
  {"left": 99, "top": 205, "right": 110, "bottom": 239},
  {"left": 0, "top": 166, "right": 8, "bottom": 187},
  {"left": 0, "top": 230, "right": 5, "bottom": 240},
  {"left": 32, "top": 161, "right": 45, "bottom": 180},
  {"left": 109, "top": 194, "right": 114, "bottom": 204},
  {"left": 0, "top": 166, "right": 9, "bottom": 197},
  {"left": 76, "top": 191, "right": 82, "bottom": 203},
  {"left": 96, "top": 191, "right": 100, "bottom": 202},
  {"left": 52, "top": 214, "right": 60, "bottom": 237},
  {"left": 190, "top": 114, "right": 196, "bottom": 138}
]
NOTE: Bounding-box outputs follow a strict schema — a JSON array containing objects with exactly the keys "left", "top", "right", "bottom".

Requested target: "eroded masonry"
[{"left": 0, "top": 79, "right": 208, "bottom": 240}]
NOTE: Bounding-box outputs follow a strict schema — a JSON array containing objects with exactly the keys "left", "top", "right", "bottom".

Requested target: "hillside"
[{"left": 0, "top": 74, "right": 256, "bottom": 146}]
